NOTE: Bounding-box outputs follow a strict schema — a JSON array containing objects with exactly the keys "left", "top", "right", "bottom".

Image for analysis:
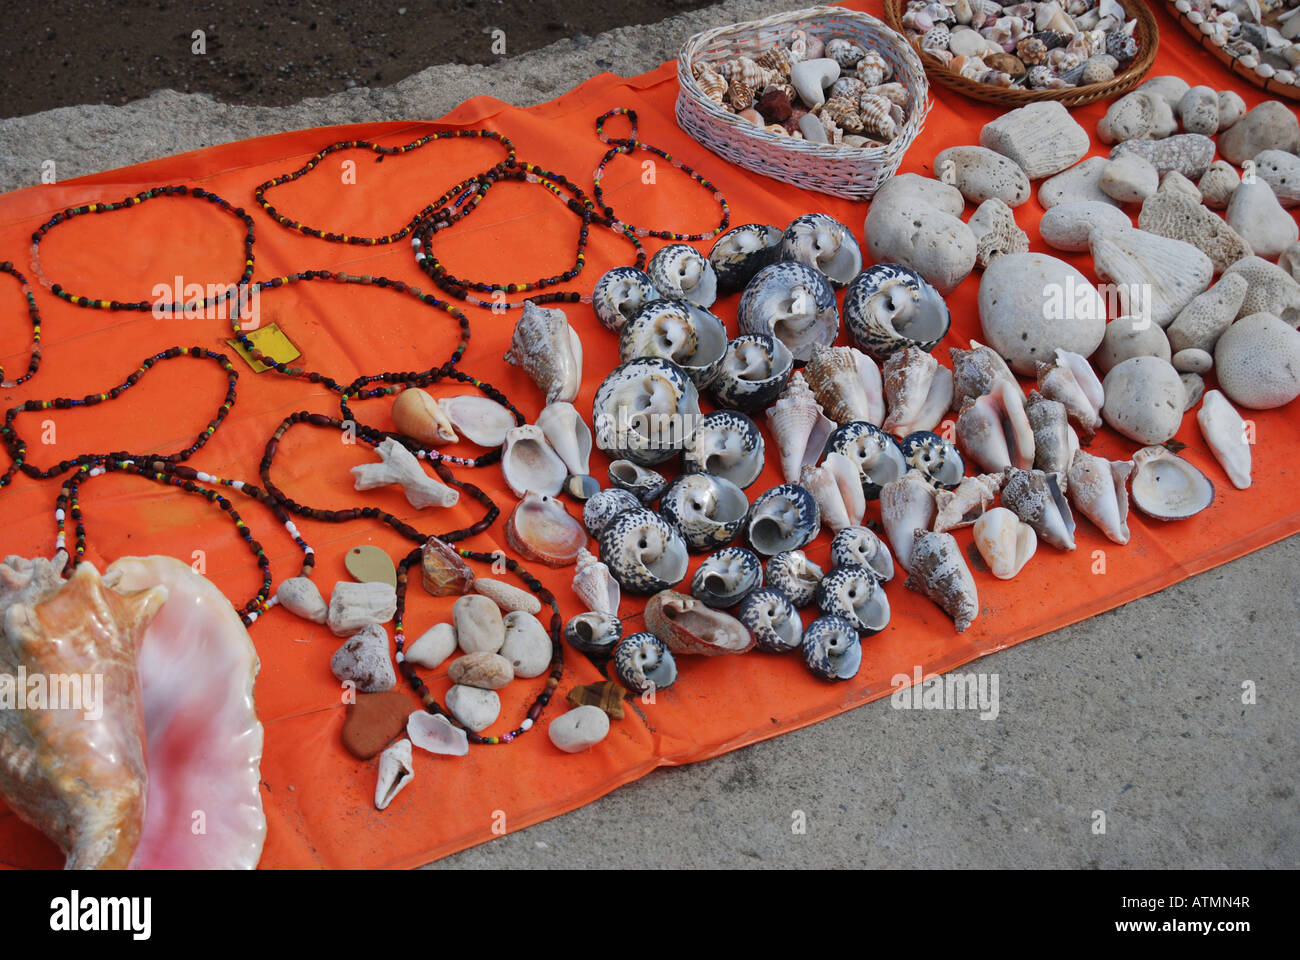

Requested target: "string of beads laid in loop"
[{"left": 0, "top": 261, "right": 43, "bottom": 388}]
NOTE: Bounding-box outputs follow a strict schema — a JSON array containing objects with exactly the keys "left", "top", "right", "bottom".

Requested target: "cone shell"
[{"left": 904, "top": 530, "right": 979, "bottom": 633}]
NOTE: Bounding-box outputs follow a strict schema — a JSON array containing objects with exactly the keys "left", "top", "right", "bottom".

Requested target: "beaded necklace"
[
  {"left": 591, "top": 108, "right": 730, "bottom": 242},
  {"left": 29, "top": 186, "right": 256, "bottom": 313},
  {"left": 253, "top": 129, "right": 516, "bottom": 245},
  {"left": 0, "top": 261, "right": 43, "bottom": 388}
]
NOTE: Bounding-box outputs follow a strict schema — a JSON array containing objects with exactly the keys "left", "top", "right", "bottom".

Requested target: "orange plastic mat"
[{"left": 1, "top": 2, "right": 1297, "bottom": 869}]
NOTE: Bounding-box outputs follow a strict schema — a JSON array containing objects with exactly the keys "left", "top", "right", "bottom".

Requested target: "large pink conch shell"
[
  {"left": 0, "top": 555, "right": 166, "bottom": 869},
  {"left": 105, "top": 556, "right": 265, "bottom": 870}
]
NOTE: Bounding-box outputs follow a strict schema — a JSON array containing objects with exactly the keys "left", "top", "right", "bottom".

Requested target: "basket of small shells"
[
  {"left": 676, "top": 5, "right": 931, "bottom": 200},
  {"left": 1165, "top": 0, "right": 1300, "bottom": 102},
  {"left": 883, "top": 0, "right": 1159, "bottom": 108}
]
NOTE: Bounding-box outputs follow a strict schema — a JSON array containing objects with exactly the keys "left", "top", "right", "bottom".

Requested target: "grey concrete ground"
[{"left": 2, "top": 1, "right": 1297, "bottom": 869}]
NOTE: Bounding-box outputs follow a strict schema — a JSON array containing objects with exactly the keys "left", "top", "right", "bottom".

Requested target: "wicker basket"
[
  {"left": 882, "top": 0, "right": 1159, "bottom": 109},
  {"left": 676, "top": 5, "right": 930, "bottom": 201},
  {"left": 1164, "top": 0, "right": 1300, "bottom": 103}
]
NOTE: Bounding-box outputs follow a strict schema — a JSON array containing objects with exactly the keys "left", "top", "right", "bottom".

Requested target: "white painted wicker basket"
[{"left": 675, "top": 5, "right": 930, "bottom": 201}]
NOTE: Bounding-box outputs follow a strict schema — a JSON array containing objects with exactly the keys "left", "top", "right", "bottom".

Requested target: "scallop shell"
[
  {"left": 899, "top": 431, "right": 965, "bottom": 490},
  {"left": 1036, "top": 348, "right": 1104, "bottom": 438},
  {"left": 737, "top": 261, "right": 840, "bottom": 362},
  {"left": 582, "top": 488, "right": 642, "bottom": 537},
  {"left": 1001, "top": 467, "right": 1076, "bottom": 550},
  {"left": 738, "top": 588, "right": 803, "bottom": 652},
  {"left": 659, "top": 473, "right": 750, "bottom": 552},
  {"left": 506, "top": 491, "right": 587, "bottom": 567},
  {"left": 956, "top": 380, "right": 1036, "bottom": 473},
  {"left": 501, "top": 425, "right": 567, "bottom": 498},
  {"left": 804, "top": 343, "right": 885, "bottom": 427},
  {"left": 1129, "top": 446, "right": 1215, "bottom": 520},
  {"left": 592, "top": 357, "right": 702, "bottom": 466},
  {"left": 436, "top": 395, "right": 517, "bottom": 449},
  {"left": 801, "top": 615, "right": 863, "bottom": 681},
  {"left": 904, "top": 530, "right": 979, "bottom": 633},
  {"left": 880, "top": 468, "right": 937, "bottom": 573},
  {"left": 564, "top": 611, "right": 623, "bottom": 655},
  {"left": 613, "top": 632, "right": 678, "bottom": 693},
  {"left": 710, "top": 334, "right": 793, "bottom": 412},
  {"left": 844, "top": 263, "right": 952, "bottom": 361},
  {"left": 933, "top": 471, "right": 1004, "bottom": 533},
  {"left": 691, "top": 546, "right": 763, "bottom": 608},
  {"left": 780, "top": 213, "right": 863, "bottom": 286},
  {"left": 598, "top": 509, "right": 690, "bottom": 595},
  {"left": 592, "top": 267, "right": 660, "bottom": 333},
  {"left": 765, "top": 549, "right": 825, "bottom": 607},
  {"left": 647, "top": 243, "right": 718, "bottom": 308},
  {"left": 644, "top": 590, "right": 755, "bottom": 656},
  {"left": 972, "top": 507, "right": 1038, "bottom": 580},
  {"left": 746, "top": 483, "right": 821, "bottom": 556},
  {"left": 1066, "top": 449, "right": 1133, "bottom": 545},
  {"left": 680, "top": 410, "right": 766, "bottom": 489},
  {"left": 619, "top": 299, "right": 728, "bottom": 389},
  {"left": 948, "top": 338, "right": 1018, "bottom": 410},
  {"left": 814, "top": 565, "right": 891, "bottom": 635},
  {"left": 829, "top": 525, "right": 895, "bottom": 582},
  {"left": 1196, "top": 389, "right": 1251, "bottom": 490},
  {"left": 572, "top": 548, "right": 620, "bottom": 616},
  {"left": 766, "top": 371, "right": 837, "bottom": 483},
  {"left": 503, "top": 301, "right": 582, "bottom": 404},
  {"left": 709, "top": 224, "right": 783, "bottom": 294},
  {"left": 881, "top": 346, "right": 955, "bottom": 437},
  {"left": 825, "top": 420, "right": 908, "bottom": 500},
  {"left": 536, "top": 401, "right": 592, "bottom": 479},
  {"left": 607, "top": 460, "right": 666, "bottom": 504}
]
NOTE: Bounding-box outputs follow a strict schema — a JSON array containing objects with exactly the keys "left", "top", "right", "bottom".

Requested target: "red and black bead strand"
[
  {"left": 254, "top": 130, "right": 516, "bottom": 245},
  {"left": 0, "top": 261, "right": 43, "bottom": 388},
  {"left": 0, "top": 346, "right": 238, "bottom": 490},
  {"left": 29, "top": 186, "right": 256, "bottom": 312},
  {"left": 591, "top": 108, "right": 730, "bottom": 242}
]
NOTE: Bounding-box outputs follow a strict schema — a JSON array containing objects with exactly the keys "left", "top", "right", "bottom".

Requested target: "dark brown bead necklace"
[{"left": 0, "top": 261, "right": 43, "bottom": 388}]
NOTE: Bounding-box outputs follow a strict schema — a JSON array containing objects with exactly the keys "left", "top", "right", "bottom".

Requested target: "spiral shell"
[
  {"left": 801, "top": 616, "right": 863, "bottom": 681},
  {"left": 693, "top": 63, "right": 728, "bottom": 106},
  {"left": 825, "top": 37, "right": 866, "bottom": 69},
  {"left": 646, "top": 243, "right": 718, "bottom": 309},
  {"left": 757, "top": 46, "right": 794, "bottom": 79},
  {"left": 746, "top": 483, "right": 821, "bottom": 556},
  {"left": 737, "top": 261, "right": 839, "bottom": 363},
  {"left": 858, "top": 93, "right": 898, "bottom": 141},
  {"left": 592, "top": 356, "right": 702, "bottom": 466},
  {"left": 681, "top": 409, "right": 766, "bottom": 489},
  {"left": 659, "top": 473, "right": 750, "bottom": 553},
  {"left": 709, "top": 334, "right": 793, "bottom": 413},
  {"left": 598, "top": 508, "right": 690, "bottom": 595},
  {"left": 691, "top": 547, "right": 763, "bottom": 609},
  {"left": 565, "top": 612, "right": 623, "bottom": 655},
  {"left": 822, "top": 95, "right": 865, "bottom": 135},
  {"left": 582, "top": 488, "right": 641, "bottom": 538},
  {"left": 613, "top": 632, "right": 677, "bottom": 693},
  {"left": 854, "top": 50, "right": 890, "bottom": 86},
  {"left": 765, "top": 549, "right": 824, "bottom": 607},
  {"left": 619, "top": 299, "right": 727, "bottom": 389},
  {"left": 503, "top": 301, "right": 582, "bottom": 405},
  {"left": 829, "top": 526, "right": 895, "bottom": 582},
  {"left": 814, "top": 565, "right": 891, "bottom": 635},
  {"left": 738, "top": 588, "right": 803, "bottom": 653},
  {"left": 592, "top": 266, "right": 659, "bottom": 334}
]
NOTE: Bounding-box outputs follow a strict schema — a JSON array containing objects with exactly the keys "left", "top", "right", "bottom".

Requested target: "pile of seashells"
[
  {"left": 1174, "top": 0, "right": 1300, "bottom": 94},
  {"left": 901, "top": 0, "right": 1141, "bottom": 89},
  {"left": 691, "top": 29, "right": 913, "bottom": 147}
]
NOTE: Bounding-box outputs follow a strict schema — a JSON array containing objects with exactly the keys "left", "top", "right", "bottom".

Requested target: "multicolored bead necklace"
[
  {"left": 253, "top": 129, "right": 516, "bottom": 245},
  {"left": 29, "top": 186, "right": 257, "bottom": 312},
  {"left": 591, "top": 108, "right": 730, "bottom": 242},
  {"left": 0, "top": 261, "right": 42, "bottom": 388}
]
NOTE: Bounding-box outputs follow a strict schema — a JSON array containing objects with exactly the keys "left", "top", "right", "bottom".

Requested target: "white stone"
[
  {"left": 405, "top": 622, "right": 457, "bottom": 668},
  {"left": 1226, "top": 181, "right": 1299, "bottom": 260},
  {"left": 330, "top": 622, "right": 396, "bottom": 693},
  {"left": 548, "top": 705, "right": 611, "bottom": 753},
  {"left": 1252, "top": 149, "right": 1300, "bottom": 208},
  {"left": 1039, "top": 201, "right": 1132, "bottom": 252},
  {"left": 500, "top": 610, "right": 552, "bottom": 678},
  {"left": 1099, "top": 155, "right": 1159, "bottom": 204},
  {"left": 328, "top": 580, "right": 396, "bottom": 636},
  {"left": 277, "top": 576, "right": 327, "bottom": 623},
  {"left": 445, "top": 684, "right": 501, "bottom": 732},
  {"left": 1100, "top": 356, "right": 1186, "bottom": 444},
  {"left": 453, "top": 593, "right": 505, "bottom": 653},
  {"left": 1039, "top": 157, "right": 1123, "bottom": 209}
]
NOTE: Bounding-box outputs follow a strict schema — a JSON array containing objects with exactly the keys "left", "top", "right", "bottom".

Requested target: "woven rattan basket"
[
  {"left": 1164, "top": 0, "right": 1300, "bottom": 102},
  {"left": 882, "top": 0, "right": 1158, "bottom": 108},
  {"left": 676, "top": 5, "right": 930, "bottom": 201}
]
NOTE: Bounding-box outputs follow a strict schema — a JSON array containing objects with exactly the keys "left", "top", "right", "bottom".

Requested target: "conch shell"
[
  {"left": 504, "top": 301, "right": 583, "bottom": 404},
  {"left": 904, "top": 531, "right": 979, "bottom": 633},
  {"left": 881, "top": 347, "right": 954, "bottom": 437},
  {"left": 765, "top": 371, "right": 836, "bottom": 483},
  {"left": 803, "top": 343, "right": 884, "bottom": 426}
]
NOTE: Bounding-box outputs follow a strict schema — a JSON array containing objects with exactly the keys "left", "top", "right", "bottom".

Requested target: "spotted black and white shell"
[
  {"left": 618, "top": 299, "right": 728, "bottom": 389},
  {"left": 765, "top": 550, "right": 825, "bottom": 607},
  {"left": 709, "top": 334, "right": 794, "bottom": 412},
  {"left": 597, "top": 508, "right": 690, "bottom": 595},
  {"left": 593, "top": 266, "right": 659, "bottom": 333},
  {"left": 801, "top": 615, "right": 863, "bottom": 681},
  {"left": 746, "top": 483, "right": 821, "bottom": 556},
  {"left": 607, "top": 460, "right": 666, "bottom": 504},
  {"left": 647, "top": 243, "right": 718, "bottom": 308},
  {"left": 899, "top": 431, "right": 965, "bottom": 490},
  {"left": 592, "top": 357, "right": 702, "bottom": 466},
  {"left": 737, "top": 261, "right": 840, "bottom": 362},
  {"left": 709, "top": 223, "right": 783, "bottom": 294},
  {"left": 823, "top": 420, "right": 908, "bottom": 499},
  {"left": 829, "top": 525, "right": 895, "bottom": 582},
  {"left": 780, "top": 213, "right": 863, "bottom": 287},
  {"left": 613, "top": 632, "right": 678, "bottom": 693},
  {"left": 583, "top": 487, "right": 643, "bottom": 537},
  {"left": 681, "top": 410, "right": 766, "bottom": 489},
  {"left": 659, "top": 473, "right": 750, "bottom": 553},
  {"left": 738, "top": 588, "right": 803, "bottom": 653},
  {"left": 564, "top": 612, "right": 623, "bottom": 655},
  {"left": 691, "top": 546, "right": 764, "bottom": 609},
  {"left": 844, "top": 263, "right": 951, "bottom": 361},
  {"left": 814, "top": 565, "right": 891, "bottom": 636}
]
